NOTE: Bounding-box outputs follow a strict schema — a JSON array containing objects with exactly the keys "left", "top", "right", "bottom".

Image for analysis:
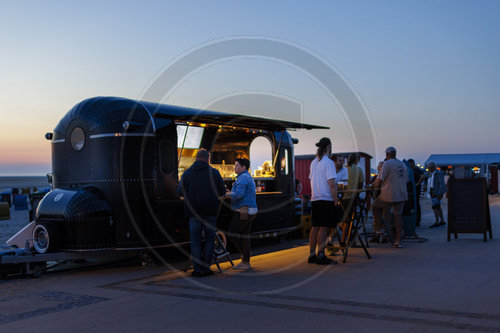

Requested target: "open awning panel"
[{"left": 142, "top": 101, "right": 329, "bottom": 131}]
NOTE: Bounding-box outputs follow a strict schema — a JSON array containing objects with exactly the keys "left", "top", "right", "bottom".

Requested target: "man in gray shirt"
[{"left": 372, "top": 146, "right": 408, "bottom": 248}]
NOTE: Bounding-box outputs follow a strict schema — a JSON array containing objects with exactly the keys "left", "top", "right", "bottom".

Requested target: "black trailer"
[{"left": 11, "top": 97, "right": 326, "bottom": 255}]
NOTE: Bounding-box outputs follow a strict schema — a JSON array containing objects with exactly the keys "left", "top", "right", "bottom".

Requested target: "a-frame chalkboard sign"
[{"left": 447, "top": 178, "right": 492, "bottom": 242}]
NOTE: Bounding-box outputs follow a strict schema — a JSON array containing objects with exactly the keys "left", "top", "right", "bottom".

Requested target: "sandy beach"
[{"left": 0, "top": 176, "right": 50, "bottom": 244}]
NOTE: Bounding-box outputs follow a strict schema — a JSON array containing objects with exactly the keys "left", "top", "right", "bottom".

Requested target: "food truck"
[{"left": 9, "top": 97, "right": 326, "bottom": 254}]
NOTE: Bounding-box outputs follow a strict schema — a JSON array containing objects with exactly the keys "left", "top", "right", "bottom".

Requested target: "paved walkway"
[{"left": 1, "top": 196, "right": 499, "bottom": 332}]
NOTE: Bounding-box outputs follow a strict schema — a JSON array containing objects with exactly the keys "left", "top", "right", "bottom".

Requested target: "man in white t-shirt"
[
  {"left": 372, "top": 146, "right": 408, "bottom": 248},
  {"left": 308, "top": 137, "right": 339, "bottom": 265}
]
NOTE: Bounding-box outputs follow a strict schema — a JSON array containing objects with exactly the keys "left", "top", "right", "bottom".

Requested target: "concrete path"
[{"left": 1, "top": 196, "right": 499, "bottom": 332}]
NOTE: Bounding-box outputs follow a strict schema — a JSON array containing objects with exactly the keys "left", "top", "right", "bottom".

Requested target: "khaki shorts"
[{"left": 373, "top": 198, "right": 404, "bottom": 214}]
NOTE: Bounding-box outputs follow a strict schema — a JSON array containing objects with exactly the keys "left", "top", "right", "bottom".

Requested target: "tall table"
[{"left": 336, "top": 188, "right": 371, "bottom": 263}]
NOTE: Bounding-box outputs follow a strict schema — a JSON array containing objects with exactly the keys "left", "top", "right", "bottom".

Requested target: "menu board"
[{"left": 447, "top": 178, "right": 492, "bottom": 242}]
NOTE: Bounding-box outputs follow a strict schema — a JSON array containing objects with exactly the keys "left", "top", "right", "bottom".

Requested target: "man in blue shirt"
[
  {"left": 225, "top": 158, "right": 258, "bottom": 270},
  {"left": 178, "top": 149, "right": 226, "bottom": 277},
  {"left": 425, "top": 161, "right": 447, "bottom": 228}
]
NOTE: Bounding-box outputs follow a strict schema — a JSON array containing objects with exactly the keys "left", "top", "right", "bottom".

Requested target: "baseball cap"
[{"left": 385, "top": 146, "right": 397, "bottom": 154}]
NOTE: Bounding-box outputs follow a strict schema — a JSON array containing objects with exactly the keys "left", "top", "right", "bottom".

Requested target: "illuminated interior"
[
  {"left": 250, "top": 136, "right": 277, "bottom": 181},
  {"left": 177, "top": 148, "right": 198, "bottom": 179},
  {"left": 176, "top": 123, "right": 277, "bottom": 186}
]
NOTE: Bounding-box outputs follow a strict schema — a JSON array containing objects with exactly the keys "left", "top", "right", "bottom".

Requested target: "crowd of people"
[
  {"left": 177, "top": 138, "right": 447, "bottom": 275},
  {"left": 306, "top": 137, "right": 448, "bottom": 265}
]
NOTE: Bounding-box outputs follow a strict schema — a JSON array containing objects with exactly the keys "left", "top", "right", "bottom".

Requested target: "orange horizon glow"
[{"left": 0, "top": 141, "right": 51, "bottom": 164}]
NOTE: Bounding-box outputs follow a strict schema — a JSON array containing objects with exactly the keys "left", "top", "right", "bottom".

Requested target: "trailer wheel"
[
  {"left": 214, "top": 231, "right": 228, "bottom": 255},
  {"left": 33, "top": 223, "right": 59, "bottom": 254}
]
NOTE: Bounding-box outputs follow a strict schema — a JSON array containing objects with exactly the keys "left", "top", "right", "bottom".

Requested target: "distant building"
[
  {"left": 295, "top": 152, "right": 372, "bottom": 197},
  {"left": 425, "top": 153, "right": 500, "bottom": 193}
]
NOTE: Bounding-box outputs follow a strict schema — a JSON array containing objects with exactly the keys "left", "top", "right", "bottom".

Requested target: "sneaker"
[
  {"left": 325, "top": 246, "right": 340, "bottom": 256},
  {"left": 316, "top": 255, "right": 336, "bottom": 265},
  {"left": 191, "top": 270, "right": 204, "bottom": 277},
  {"left": 307, "top": 255, "right": 317, "bottom": 264},
  {"left": 439, "top": 221, "right": 446, "bottom": 226},
  {"left": 392, "top": 242, "right": 403, "bottom": 248},
  {"left": 233, "top": 262, "right": 252, "bottom": 270}
]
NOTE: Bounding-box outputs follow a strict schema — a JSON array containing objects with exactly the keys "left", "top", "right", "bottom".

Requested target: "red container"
[
  {"left": 295, "top": 152, "right": 373, "bottom": 197},
  {"left": 295, "top": 156, "right": 313, "bottom": 197}
]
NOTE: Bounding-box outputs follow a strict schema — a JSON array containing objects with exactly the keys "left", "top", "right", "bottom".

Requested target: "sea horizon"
[{"left": 0, "top": 176, "right": 50, "bottom": 189}]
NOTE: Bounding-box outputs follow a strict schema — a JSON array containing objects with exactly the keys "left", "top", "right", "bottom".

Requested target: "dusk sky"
[{"left": 1, "top": 0, "right": 499, "bottom": 175}]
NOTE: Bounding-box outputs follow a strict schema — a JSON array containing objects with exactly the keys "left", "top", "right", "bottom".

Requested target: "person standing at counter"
[
  {"left": 225, "top": 158, "right": 258, "bottom": 271},
  {"left": 308, "top": 137, "right": 339, "bottom": 265},
  {"left": 177, "top": 149, "right": 226, "bottom": 277}
]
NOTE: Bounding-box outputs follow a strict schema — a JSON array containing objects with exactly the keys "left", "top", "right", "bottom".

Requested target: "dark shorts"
[{"left": 311, "top": 200, "right": 339, "bottom": 227}]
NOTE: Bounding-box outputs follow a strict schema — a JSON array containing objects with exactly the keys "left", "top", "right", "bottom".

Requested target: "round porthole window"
[{"left": 70, "top": 127, "right": 85, "bottom": 151}]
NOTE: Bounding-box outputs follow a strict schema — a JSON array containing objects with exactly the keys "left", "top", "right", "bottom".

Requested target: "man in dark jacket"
[
  {"left": 177, "top": 149, "right": 226, "bottom": 277},
  {"left": 408, "top": 159, "right": 423, "bottom": 226}
]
